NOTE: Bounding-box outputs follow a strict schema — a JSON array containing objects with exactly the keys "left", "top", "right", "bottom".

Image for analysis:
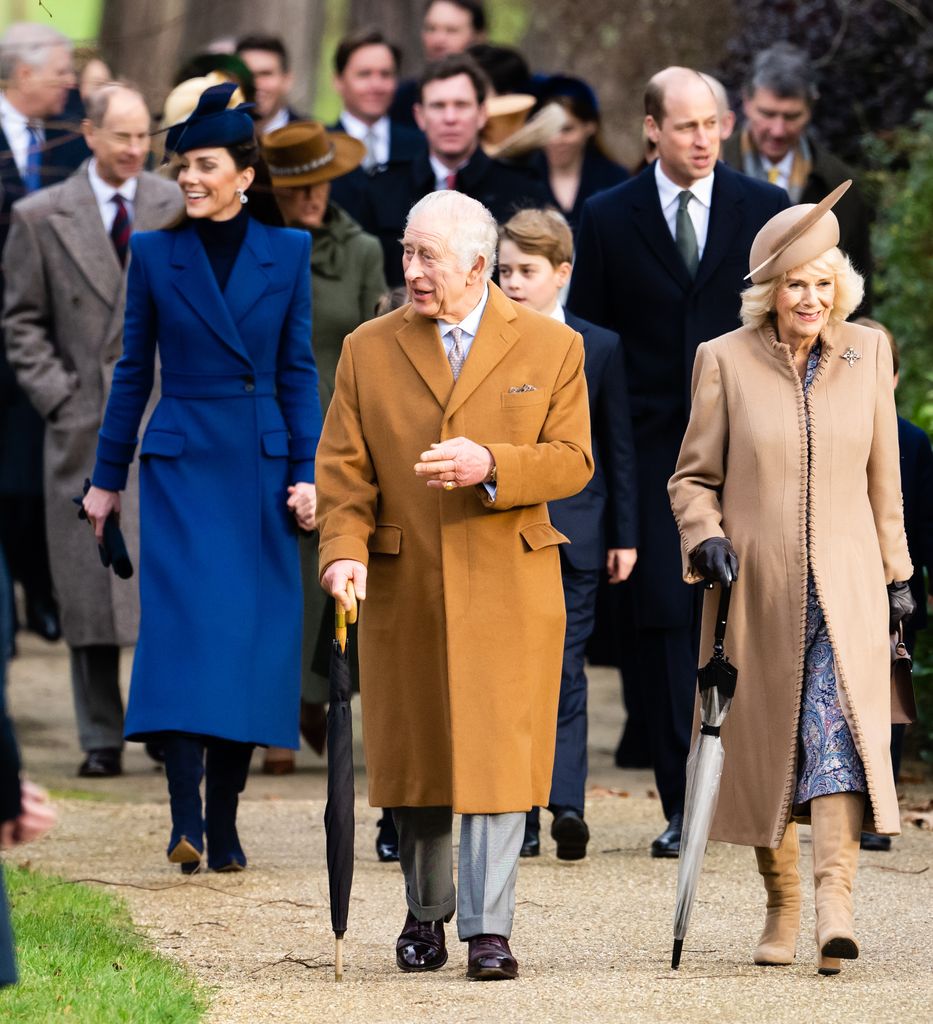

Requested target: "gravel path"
[{"left": 7, "top": 634, "right": 933, "bottom": 1023}]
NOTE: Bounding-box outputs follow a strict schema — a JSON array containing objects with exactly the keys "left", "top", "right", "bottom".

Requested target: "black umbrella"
[
  {"left": 324, "top": 582, "right": 358, "bottom": 981},
  {"left": 671, "top": 582, "right": 737, "bottom": 970}
]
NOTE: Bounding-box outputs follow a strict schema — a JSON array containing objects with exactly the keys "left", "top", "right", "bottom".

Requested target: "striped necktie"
[
  {"left": 447, "top": 326, "right": 465, "bottom": 380},
  {"left": 111, "top": 195, "right": 131, "bottom": 266},
  {"left": 24, "top": 124, "right": 43, "bottom": 193}
]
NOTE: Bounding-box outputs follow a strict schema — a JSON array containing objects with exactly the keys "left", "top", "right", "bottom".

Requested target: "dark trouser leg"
[
  {"left": 549, "top": 566, "right": 601, "bottom": 816},
  {"left": 163, "top": 733, "right": 205, "bottom": 854},
  {"left": 205, "top": 739, "right": 253, "bottom": 869},
  {"left": 0, "top": 495, "right": 56, "bottom": 616},
  {"left": 392, "top": 806, "right": 456, "bottom": 923},
  {"left": 69, "top": 645, "right": 122, "bottom": 752},
  {"left": 637, "top": 623, "right": 700, "bottom": 821},
  {"left": 616, "top": 582, "right": 653, "bottom": 767}
]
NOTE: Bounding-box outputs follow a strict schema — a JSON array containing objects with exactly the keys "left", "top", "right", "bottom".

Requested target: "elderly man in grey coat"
[{"left": 2, "top": 82, "right": 182, "bottom": 777}]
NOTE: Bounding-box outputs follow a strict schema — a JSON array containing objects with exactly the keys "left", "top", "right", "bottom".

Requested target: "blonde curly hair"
[{"left": 739, "top": 247, "right": 865, "bottom": 329}]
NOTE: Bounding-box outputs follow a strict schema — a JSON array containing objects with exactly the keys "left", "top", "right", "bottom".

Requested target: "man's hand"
[
  {"left": 0, "top": 780, "right": 56, "bottom": 849},
  {"left": 82, "top": 486, "right": 121, "bottom": 542},
  {"left": 287, "top": 482, "right": 317, "bottom": 531},
  {"left": 414, "top": 437, "right": 494, "bottom": 489},
  {"left": 322, "top": 559, "right": 367, "bottom": 611},
  {"left": 607, "top": 548, "right": 637, "bottom": 583}
]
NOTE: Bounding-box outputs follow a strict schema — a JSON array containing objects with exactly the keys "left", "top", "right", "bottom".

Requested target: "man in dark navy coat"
[
  {"left": 358, "top": 54, "right": 547, "bottom": 287},
  {"left": 499, "top": 208, "right": 638, "bottom": 861},
  {"left": 569, "top": 67, "right": 789, "bottom": 857},
  {"left": 0, "top": 22, "right": 89, "bottom": 644},
  {"left": 328, "top": 27, "right": 424, "bottom": 225}
]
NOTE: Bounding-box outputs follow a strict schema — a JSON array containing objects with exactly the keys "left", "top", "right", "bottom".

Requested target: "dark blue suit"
[
  {"left": 568, "top": 162, "right": 788, "bottom": 820},
  {"left": 327, "top": 117, "right": 424, "bottom": 224},
  {"left": 92, "top": 220, "right": 321, "bottom": 749},
  {"left": 546, "top": 311, "right": 636, "bottom": 814}
]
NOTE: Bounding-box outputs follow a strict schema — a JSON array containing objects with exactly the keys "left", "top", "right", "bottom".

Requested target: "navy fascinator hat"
[{"left": 165, "top": 82, "right": 256, "bottom": 155}]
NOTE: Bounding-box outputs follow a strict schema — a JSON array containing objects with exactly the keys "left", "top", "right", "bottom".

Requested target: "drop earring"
[{"left": 236, "top": 188, "right": 249, "bottom": 205}]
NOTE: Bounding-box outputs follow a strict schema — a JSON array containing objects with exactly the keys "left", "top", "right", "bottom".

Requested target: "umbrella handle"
[
  {"left": 713, "top": 581, "right": 732, "bottom": 653},
  {"left": 335, "top": 581, "right": 359, "bottom": 653}
]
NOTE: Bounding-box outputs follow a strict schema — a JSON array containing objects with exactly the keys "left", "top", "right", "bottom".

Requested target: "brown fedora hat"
[
  {"left": 746, "top": 180, "right": 852, "bottom": 284},
  {"left": 262, "top": 121, "right": 366, "bottom": 188}
]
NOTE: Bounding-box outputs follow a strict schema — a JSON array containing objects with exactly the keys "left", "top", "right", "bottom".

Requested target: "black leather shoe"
[
  {"left": 466, "top": 934, "right": 518, "bottom": 980},
  {"left": 396, "top": 911, "right": 447, "bottom": 972},
  {"left": 520, "top": 820, "right": 540, "bottom": 858},
  {"left": 376, "top": 814, "right": 399, "bottom": 862},
  {"left": 650, "top": 812, "right": 683, "bottom": 858},
  {"left": 860, "top": 831, "right": 892, "bottom": 852},
  {"left": 78, "top": 748, "right": 122, "bottom": 778},
  {"left": 551, "top": 808, "right": 589, "bottom": 861},
  {"left": 26, "top": 597, "right": 61, "bottom": 642}
]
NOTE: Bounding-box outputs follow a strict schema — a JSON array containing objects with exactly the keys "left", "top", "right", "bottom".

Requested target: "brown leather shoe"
[
  {"left": 396, "top": 911, "right": 447, "bottom": 972},
  {"left": 466, "top": 934, "right": 518, "bottom": 980}
]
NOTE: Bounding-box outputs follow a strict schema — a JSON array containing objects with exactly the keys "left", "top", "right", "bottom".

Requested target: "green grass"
[{"left": 0, "top": 866, "right": 207, "bottom": 1023}]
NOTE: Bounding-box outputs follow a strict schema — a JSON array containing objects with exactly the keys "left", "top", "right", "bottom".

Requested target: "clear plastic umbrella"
[{"left": 671, "top": 583, "right": 736, "bottom": 970}]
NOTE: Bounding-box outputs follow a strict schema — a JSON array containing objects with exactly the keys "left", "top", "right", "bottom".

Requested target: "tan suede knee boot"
[
  {"left": 753, "top": 821, "right": 801, "bottom": 965},
  {"left": 811, "top": 792, "right": 864, "bottom": 973}
]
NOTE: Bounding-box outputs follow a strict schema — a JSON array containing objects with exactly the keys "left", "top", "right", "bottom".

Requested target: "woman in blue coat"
[{"left": 84, "top": 84, "right": 322, "bottom": 873}]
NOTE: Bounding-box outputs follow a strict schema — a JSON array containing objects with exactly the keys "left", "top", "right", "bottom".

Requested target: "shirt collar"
[
  {"left": 548, "top": 303, "right": 566, "bottom": 323},
  {"left": 437, "top": 284, "right": 489, "bottom": 338},
  {"left": 88, "top": 158, "right": 138, "bottom": 205},
  {"left": 655, "top": 159, "right": 715, "bottom": 209},
  {"left": 429, "top": 152, "right": 469, "bottom": 187},
  {"left": 263, "top": 107, "right": 290, "bottom": 134},
  {"left": 0, "top": 92, "right": 29, "bottom": 130},
  {"left": 340, "top": 110, "right": 389, "bottom": 141}
]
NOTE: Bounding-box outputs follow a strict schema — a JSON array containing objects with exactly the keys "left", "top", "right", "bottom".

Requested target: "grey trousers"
[
  {"left": 69, "top": 645, "right": 123, "bottom": 752},
  {"left": 393, "top": 807, "right": 525, "bottom": 940}
]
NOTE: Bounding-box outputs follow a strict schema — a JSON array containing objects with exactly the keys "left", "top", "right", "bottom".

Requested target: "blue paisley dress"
[{"left": 794, "top": 340, "right": 867, "bottom": 803}]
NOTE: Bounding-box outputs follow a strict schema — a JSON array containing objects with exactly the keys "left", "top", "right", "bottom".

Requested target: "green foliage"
[
  {"left": 0, "top": 866, "right": 206, "bottom": 1023},
  {"left": 869, "top": 94, "right": 933, "bottom": 762}
]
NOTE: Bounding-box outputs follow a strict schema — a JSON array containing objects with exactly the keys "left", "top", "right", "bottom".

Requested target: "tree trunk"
[
  {"left": 100, "top": 0, "right": 324, "bottom": 115},
  {"left": 520, "top": 0, "right": 737, "bottom": 168}
]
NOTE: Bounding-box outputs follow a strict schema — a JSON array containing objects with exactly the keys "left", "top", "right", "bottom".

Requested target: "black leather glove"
[
  {"left": 691, "top": 537, "right": 739, "bottom": 585},
  {"left": 887, "top": 581, "right": 916, "bottom": 633}
]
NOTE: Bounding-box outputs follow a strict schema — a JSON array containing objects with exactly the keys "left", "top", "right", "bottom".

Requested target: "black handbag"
[{"left": 891, "top": 624, "right": 917, "bottom": 725}]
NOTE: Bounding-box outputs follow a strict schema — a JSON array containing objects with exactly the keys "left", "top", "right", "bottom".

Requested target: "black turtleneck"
[{"left": 196, "top": 208, "right": 250, "bottom": 291}]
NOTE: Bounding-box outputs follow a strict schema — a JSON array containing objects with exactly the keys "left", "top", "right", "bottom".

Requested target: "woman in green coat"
[{"left": 261, "top": 122, "right": 386, "bottom": 773}]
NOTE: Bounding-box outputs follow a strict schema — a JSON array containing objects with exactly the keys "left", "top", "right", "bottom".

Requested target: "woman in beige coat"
[{"left": 669, "top": 184, "right": 915, "bottom": 975}]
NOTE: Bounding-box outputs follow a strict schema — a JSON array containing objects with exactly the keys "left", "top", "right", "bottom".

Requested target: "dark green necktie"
[{"left": 676, "top": 190, "right": 699, "bottom": 278}]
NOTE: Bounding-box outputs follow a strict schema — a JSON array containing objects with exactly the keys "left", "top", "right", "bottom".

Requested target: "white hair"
[
  {"left": 0, "top": 22, "right": 71, "bottom": 83},
  {"left": 405, "top": 190, "right": 499, "bottom": 280}
]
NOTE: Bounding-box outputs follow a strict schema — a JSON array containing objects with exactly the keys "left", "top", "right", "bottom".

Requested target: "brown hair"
[
  {"left": 499, "top": 208, "right": 573, "bottom": 268},
  {"left": 854, "top": 316, "right": 899, "bottom": 374},
  {"left": 418, "top": 53, "right": 489, "bottom": 105},
  {"left": 334, "top": 27, "right": 402, "bottom": 75}
]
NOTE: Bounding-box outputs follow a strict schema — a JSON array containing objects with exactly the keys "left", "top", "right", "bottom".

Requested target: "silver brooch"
[{"left": 841, "top": 347, "right": 861, "bottom": 368}]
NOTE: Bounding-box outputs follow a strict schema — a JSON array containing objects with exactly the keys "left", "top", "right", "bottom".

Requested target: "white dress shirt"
[
  {"left": 654, "top": 160, "right": 714, "bottom": 259},
  {"left": 548, "top": 303, "right": 566, "bottom": 323},
  {"left": 262, "top": 107, "right": 290, "bottom": 135},
  {"left": 429, "top": 153, "right": 469, "bottom": 191},
  {"left": 87, "top": 159, "right": 138, "bottom": 233},
  {"left": 340, "top": 110, "right": 390, "bottom": 168},
  {"left": 0, "top": 92, "right": 40, "bottom": 179}
]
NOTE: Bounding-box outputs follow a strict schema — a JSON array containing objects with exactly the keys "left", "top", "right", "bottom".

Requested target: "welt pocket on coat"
[
  {"left": 368, "top": 524, "right": 402, "bottom": 555},
  {"left": 261, "top": 430, "right": 290, "bottom": 457},
  {"left": 501, "top": 388, "right": 548, "bottom": 410},
  {"left": 140, "top": 429, "right": 185, "bottom": 458},
  {"left": 519, "top": 522, "right": 569, "bottom": 551}
]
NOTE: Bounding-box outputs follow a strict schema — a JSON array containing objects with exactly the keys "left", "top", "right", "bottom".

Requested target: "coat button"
[{"left": 243, "top": 375, "right": 255, "bottom": 393}]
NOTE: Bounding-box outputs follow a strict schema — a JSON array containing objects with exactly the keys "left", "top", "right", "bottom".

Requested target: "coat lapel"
[
  {"left": 223, "top": 218, "right": 274, "bottom": 326},
  {"left": 630, "top": 168, "right": 693, "bottom": 293},
  {"left": 48, "top": 168, "right": 123, "bottom": 306},
  {"left": 169, "top": 225, "right": 251, "bottom": 365},
  {"left": 395, "top": 307, "right": 454, "bottom": 410},
  {"left": 693, "top": 165, "right": 744, "bottom": 291},
  {"left": 443, "top": 283, "right": 519, "bottom": 423}
]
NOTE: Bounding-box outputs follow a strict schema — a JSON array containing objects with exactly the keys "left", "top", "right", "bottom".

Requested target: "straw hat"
[
  {"left": 262, "top": 122, "right": 366, "bottom": 189},
  {"left": 482, "top": 93, "right": 536, "bottom": 147},
  {"left": 484, "top": 101, "right": 567, "bottom": 160},
  {"left": 162, "top": 73, "right": 245, "bottom": 133},
  {"left": 746, "top": 180, "right": 851, "bottom": 284}
]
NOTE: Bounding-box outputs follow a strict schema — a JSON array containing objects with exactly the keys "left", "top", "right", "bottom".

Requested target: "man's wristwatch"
[{"left": 484, "top": 457, "right": 497, "bottom": 485}]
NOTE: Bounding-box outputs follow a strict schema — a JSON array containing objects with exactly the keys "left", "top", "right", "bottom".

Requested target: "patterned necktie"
[
  {"left": 111, "top": 194, "right": 131, "bottom": 266},
  {"left": 362, "top": 127, "right": 378, "bottom": 173},
  {"left": 676, "top": 190, "right": 699, "bottom": 278},
  {"left": 24, "top": 124, "right": 43, "bottom": 193},
  {"left": 767, "top": 167, "right": 780, "bottom": 185},
  {"left": 445, "top": 172, "right": 457, "bottom": 191},
  {"left": 447, "top": 326, "right": 465, "bottom": 381}
]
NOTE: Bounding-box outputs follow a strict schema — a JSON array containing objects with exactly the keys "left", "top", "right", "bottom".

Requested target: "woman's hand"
[
  {"left": 82, "top": 486, "right": 121, "bottom": 542},
  {"left": 287, "top": 482, "right": 317, "bottom": 531},
  {"left": 888, "top": 581, "right": 916, "bottom": 634},
  {"left": 0, "top": 780, "right": 56, "bottom": 849},
  {"left": 691, "top": 537, "right": 739, "bottom": 585}
]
